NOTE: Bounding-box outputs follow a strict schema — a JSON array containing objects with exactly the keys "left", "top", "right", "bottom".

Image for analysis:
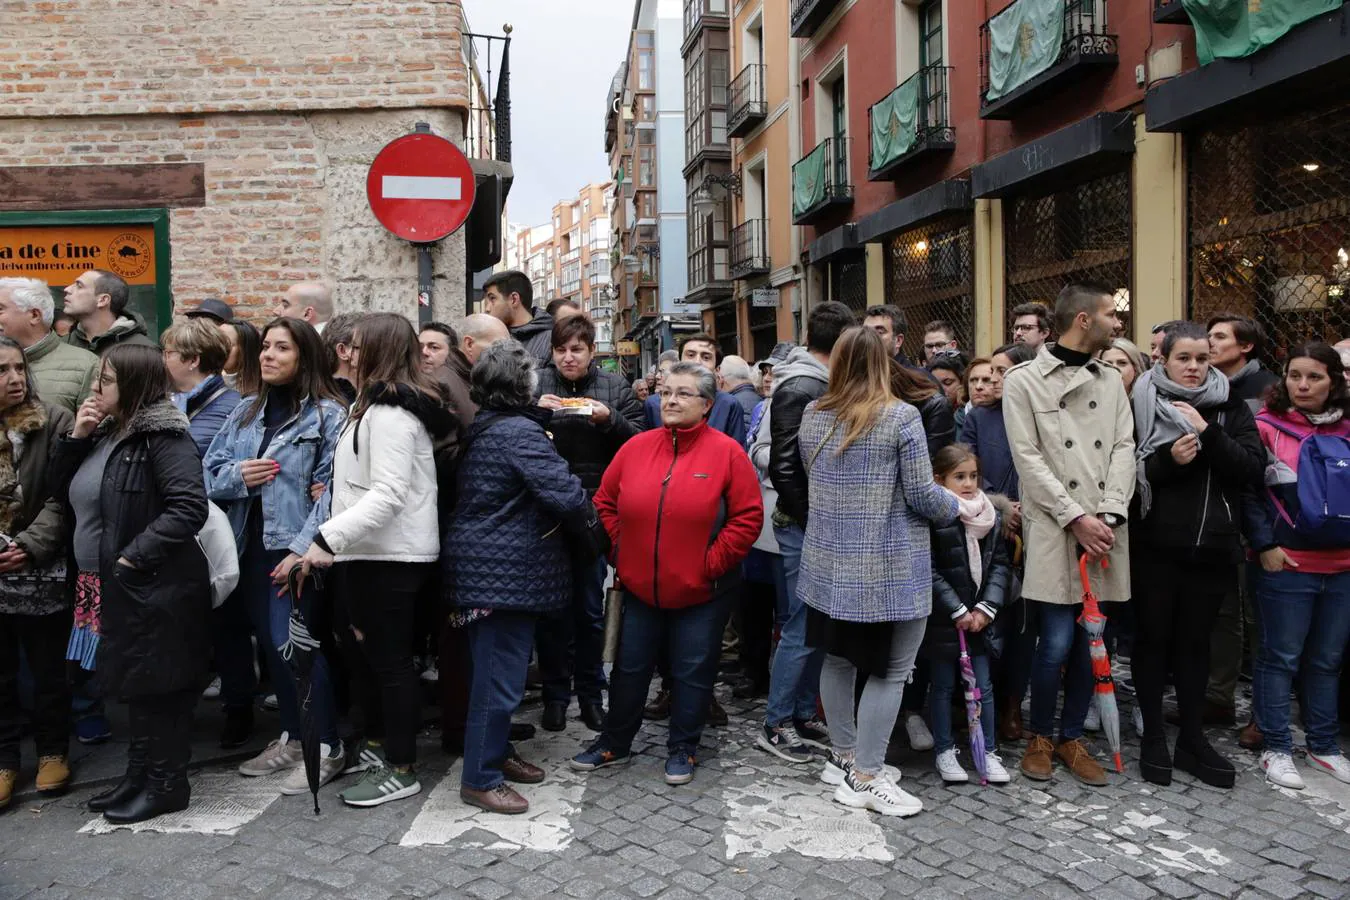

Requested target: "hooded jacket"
[
  {"left": 765, "top": 346, "right": 829, "bottom": 526},
  {"left": 510, "top": 308, "right": 555, "bottom": 365},
  {"left": 535, "top": 361, "right": 645, "bottom": 493},
  {"left": 0, "top": 401, "right": 73, "bottom": 617},
  {"left": 65, "top": 311, "right": 159, "bottom": 357},
  {"left": 25, "top": 331, "right": 99, "bottom": 413},
  {"left": 319, "top": 383, "right": 454, "bottom": 563}
]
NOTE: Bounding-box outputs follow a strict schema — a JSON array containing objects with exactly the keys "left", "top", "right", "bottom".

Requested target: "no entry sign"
[{"left": 366, "top": 132, "right": 477, "bottom": 243}]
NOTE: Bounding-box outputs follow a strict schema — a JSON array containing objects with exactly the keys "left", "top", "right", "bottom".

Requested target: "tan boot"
[
  {"left": 35, "top": 756, "right": 70, "bottom": 794},
  {"left": 1056, "top": 738, "right": 1108, "bottom": 786},
  {"left": 1020, "top": 735, "right": 1054, "bottom": 781},
  {"left": 0, "top": 769, "right": 15, "bottom": 809}
]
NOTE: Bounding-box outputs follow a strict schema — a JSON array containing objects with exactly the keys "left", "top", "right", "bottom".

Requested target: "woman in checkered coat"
[{"left": 797, "top": 326, "right": 960, "bottom": 818}]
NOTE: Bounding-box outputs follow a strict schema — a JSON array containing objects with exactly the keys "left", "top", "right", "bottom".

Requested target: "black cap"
[{"left": 186, "top": 297, "right": 234, "bottom": 323}]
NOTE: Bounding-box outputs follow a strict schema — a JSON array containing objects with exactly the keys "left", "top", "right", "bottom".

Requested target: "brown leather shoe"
[
  {"left": 1056, "top": 738, "right": 1108, "bottom": 786},
  {"left": 35, "top": 756, "right": 69, "bottom": 794},
  {"left": 707, "top": 695, "right": 728, "bottom": 727},
  {"left": 1020, "top": 735, "right": 1054, "bottom": 781},
  {"left": 643, "top": 689, "right": 671, "bottom": 721},
  {"left": 999, "top": 697, "right": 1024, "bottom": 742},
  {"left": 0, "top": 769, "right": 15, "bottom": 809},
  {"left": 1238, "top": 719, "right": 1264, "bottom": 751},
  {"left": 502, "top": 753, "right": 545, "bottom": 785},
  {"left": 461, "top": 783, "right": 529, "bottom": 815}
]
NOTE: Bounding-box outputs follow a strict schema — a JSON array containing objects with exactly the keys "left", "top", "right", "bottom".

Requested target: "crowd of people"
[{"left": 0, "top": 266, "right": 1347, "bottom": 828}]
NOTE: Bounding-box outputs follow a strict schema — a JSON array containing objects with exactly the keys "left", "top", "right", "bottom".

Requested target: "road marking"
[
  {"left": 723, "top": 778, "right": 892, "bottom": 861},
  {"left": 381, "top": 175, "right": 462, "bottom": 201},
  {"left": 400, "top": 722, "right": 589, "bottom": 852},
  {"left": 79, "top": 772, "right": 284, "bottom": 837}
]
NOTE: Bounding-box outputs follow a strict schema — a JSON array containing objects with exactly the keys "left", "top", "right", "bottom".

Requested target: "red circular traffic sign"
[{"left": 366, "top": 132, "right": 477, "bottom": 243}]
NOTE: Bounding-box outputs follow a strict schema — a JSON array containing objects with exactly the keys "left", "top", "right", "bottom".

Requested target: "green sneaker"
[{"left": 338, "top": 764, "right": 421, "bottom": 808}]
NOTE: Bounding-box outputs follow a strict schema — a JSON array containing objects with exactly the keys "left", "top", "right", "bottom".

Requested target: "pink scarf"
[{"left": 956, "top": 492, "right": 996, "bottom": 589}]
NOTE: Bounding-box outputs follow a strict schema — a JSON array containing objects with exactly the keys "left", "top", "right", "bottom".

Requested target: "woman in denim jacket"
[{"left": 203, "top": 319, "right": 348, "bottom": 792}]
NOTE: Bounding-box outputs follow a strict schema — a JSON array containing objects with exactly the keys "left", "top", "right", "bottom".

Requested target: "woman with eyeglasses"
[{"left": 572, "top": 362, "right": 762, "bottom": 787}]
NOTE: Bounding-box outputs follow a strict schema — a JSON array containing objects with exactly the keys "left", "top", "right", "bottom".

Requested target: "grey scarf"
[{"left": 1132, "top": 365, "right": 1230, "bottom": 517}]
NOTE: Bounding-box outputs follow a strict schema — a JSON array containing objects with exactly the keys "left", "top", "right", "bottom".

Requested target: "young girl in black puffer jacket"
[{"left": 923, "top": 443, "right": 1014, "bottom": 785}]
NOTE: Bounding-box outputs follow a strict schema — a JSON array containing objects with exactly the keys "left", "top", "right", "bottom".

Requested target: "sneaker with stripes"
[
  {"left": 342, "top": 739, "right": 388, "bottom": 776},
  {"left": 339, "top": 764, "right": 421, "bottom": 808}
]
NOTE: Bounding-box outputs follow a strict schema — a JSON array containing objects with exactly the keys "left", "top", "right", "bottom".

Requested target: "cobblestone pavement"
[{"left": 2, "top": 684, "right": 1349, "bottom": 900}]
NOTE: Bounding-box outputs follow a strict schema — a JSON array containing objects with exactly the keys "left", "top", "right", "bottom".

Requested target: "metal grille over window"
[
  {"left": 829, "top": 255, "right": 868, "bottom": 315},
  {"left": 883, "top": 217, "right": 975, "bottom": 360},
  {"left": 1004, "top": 169, "right": 1132, "bottom": 339},
  {"left": 1188, "top": 103, "right": 1350, "bottom": 357}
]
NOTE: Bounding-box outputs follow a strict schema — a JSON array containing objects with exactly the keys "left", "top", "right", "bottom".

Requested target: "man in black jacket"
[
  {"left": 534, "top": 315, "right": 645, "bottom": 732},
  {"left": 483, "top": 269, "right": 554, "bottom": 365},
  {"left": 753, "top": 301, "right": 855, "bottom": 763}
]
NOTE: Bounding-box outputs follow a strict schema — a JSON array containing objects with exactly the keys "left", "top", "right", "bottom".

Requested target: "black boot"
[
  {"left": 1174, "top": 733, "right": 1236, "bottom": 789},
  {"left": 88, "top": 775, "right": 145, "bottom": 812},
  {"left": 90, "top": 708, "right": 150, "bottom": 812},
  {"left": 219, "top": 706, "right": 253, "bottom": 750},
  {"left": 105, "top": 693, "right": 194, "bottom": 824},
  {"left": 1138, "top": 736, "right": 1173, "bottom": 786},
  {"left": 542, "top": 702, "right": 567, "bottom": 732},
  {"left": 579, "top": 700, "right": 605, "bottom": 732}
]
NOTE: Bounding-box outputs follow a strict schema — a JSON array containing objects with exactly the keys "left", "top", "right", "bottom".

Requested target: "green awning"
[
  {"left": 870, "top": 74, "right": 919, "bottom": 172},
  {"left": 1182, "top": 0, "right": 1341, "bottom": 66},
  {"left": 793, "top": 141, "right": 829, "bottom": 219},
  {"left": 986, "top": 0, "right": 1064, "bottom": 101}
]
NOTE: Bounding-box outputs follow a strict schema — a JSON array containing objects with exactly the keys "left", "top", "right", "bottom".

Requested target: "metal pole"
[{"left": 417, "top": 243, "right": 434, "bottom": 327}]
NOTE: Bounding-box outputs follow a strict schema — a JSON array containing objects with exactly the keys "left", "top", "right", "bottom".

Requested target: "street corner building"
[{"left": 0, "top": 0, "right": 509, "bottom": 332}]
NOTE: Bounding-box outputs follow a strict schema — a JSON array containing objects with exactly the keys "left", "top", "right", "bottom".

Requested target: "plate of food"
[{"left": 556, "top": 398, "right": 594, "bottom": 416}]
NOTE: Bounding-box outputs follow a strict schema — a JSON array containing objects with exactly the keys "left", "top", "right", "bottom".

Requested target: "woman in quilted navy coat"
[{"left": 442, "top": 339, "right": 588, "bottom": 816}]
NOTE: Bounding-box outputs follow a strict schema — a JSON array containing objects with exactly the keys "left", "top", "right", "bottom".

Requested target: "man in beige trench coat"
[{"left": 1003, "top": 282, "right": 1136, "bottom": 787}]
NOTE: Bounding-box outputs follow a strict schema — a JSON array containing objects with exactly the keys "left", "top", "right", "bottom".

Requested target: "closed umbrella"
[
  {"left": 1077, "top": 553, "right": 1123, "bottom": 774},
  {"left": 280, "top": 566, "right": 325, "bottom": 813},
  {"left": 957, "top": 629, "right": 988, "bottom": 785}
]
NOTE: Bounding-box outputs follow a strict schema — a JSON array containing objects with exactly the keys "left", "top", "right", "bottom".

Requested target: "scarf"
[
  {"left": 1132, "top": 365, "right": 1230, "bottom": 517},
  {"left": 0, "top": 401, "right": 47, "bottom": 536},
  {"left": 956, "top": 492, "right": 996, "bottom": 590},
  {"left": 1306, "top": 408, "right": 1345, "bottom": 426}
]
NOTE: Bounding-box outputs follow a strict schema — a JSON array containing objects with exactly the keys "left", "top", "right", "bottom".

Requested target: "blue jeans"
[
  {"left": 602, "top": 591, "right": 731, "bottom": 755},
  {"left": 538, "top": 557, "right": 609, "bottom": 706},
  {"left": 238, "top": 518, "right": 338, "bottom": 745},
  {"left": 765, "top": 524, "right": 823, "bottom": 727},
  {"left": 1028, "top": 602, "right": 1093, "bottom": 741},
  {"left": 930, "top": 652, "right": 996, "bottom": 755},
  {"left": 462, "top": 612, "right": 536, "bottom": 791},
  {"left": 1253, "top": 569, "right": 1350, "bottom": 755}
]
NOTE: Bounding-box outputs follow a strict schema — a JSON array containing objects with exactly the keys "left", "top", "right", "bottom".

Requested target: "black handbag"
[{"left": 563, "top": 498, "right": 612, "bottom": 561}]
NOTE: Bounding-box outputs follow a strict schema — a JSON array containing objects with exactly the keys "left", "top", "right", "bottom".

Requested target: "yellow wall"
[
  {"left": 1132, "top": 116, "right": 1186, "bottom": 346},
  {"left": 973, "top": 198, "right": 1004, "bottom": 356}
]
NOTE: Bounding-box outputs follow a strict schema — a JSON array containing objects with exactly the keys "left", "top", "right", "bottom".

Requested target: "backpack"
[{"left": 1256, "top": 414, "right": 1350, "bottom": 546}]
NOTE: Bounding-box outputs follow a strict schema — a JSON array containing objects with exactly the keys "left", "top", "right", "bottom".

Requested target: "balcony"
[
  {"left": 792, "top": 137, "right": 853, "bottom": 225},
  {"left": 791, "top": 0, "right": 844, "bottom": 39},
  {"left": 868, "top": 65, "right": 955, "bottom": 181},
  {"left": 728, "top": 65, "right": 767, "bottom": 139},
  {"left": 979, "top": 0, "right": 1118, "bottom": 120},
  {"left": 730, "top": 219, "right": 770, "bottom": 280},
  {"left": 1153, "top": 0, "right": 1188, "bottom": 25},
  {"left": 684, "top": 0, "right": 730, "bottom": 43}
]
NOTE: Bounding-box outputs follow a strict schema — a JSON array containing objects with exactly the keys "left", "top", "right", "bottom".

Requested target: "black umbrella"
[{"left": 280, "top": 566, "right": 324, "bottom": 814}]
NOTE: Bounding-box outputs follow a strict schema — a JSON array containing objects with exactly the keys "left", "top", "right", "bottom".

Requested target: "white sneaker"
[
  {"left": 935, "top": 748, "right": 969, "bottom": 783},
  {"left": 419, "top": 664, "right": 440, "bottom": 684},
  {"left": 834, "top": 771, "right": 922, "bottom": 817},
  {"left": 1133, "top": 705, "right": 1145, "bottom": 737},
  {"left": 1307, "top": 751, "right": 1350, "bottom": 785},
  {"left": 238, "top": 734, "right": 303, "bottom": 777},
  {"left": 819, "top": 751, "right": 900, "bottom": 786},
  {"left": 1084, "top": 704, "right": 1101, "bottom": 732},
  {"left": 202, "top": 676, "right": 221, "bottom": 700},
  {"left": 904, "top": 713, "right": 934, "bottom": 751},
  {"left": 984, "top": 751, "right": 1012, "bottom": 784},
  {"left": 279, "top": 742, "right": 345, "bottom": 795},
  {"left": 263, "top": 693, "right": 279, "bottom": 711},
  {"left": 1261, "top": 751, "right": 1306, "bottom": 790}
]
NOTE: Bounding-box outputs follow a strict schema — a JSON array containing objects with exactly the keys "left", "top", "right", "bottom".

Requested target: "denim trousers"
[
  {"left": 764, "top": 524, "right": 823, "bottom": 727},
  {"left": 929, "top": 651, "right": 996, "bottom": 755},
  {"left": 818, "top": 619, "right": 927, "bottom": 775},
  {"left": 0, "top": 611, "right": 71, "bottom": 768},
  {"left": 1252, "top": 568, "right": 1350, "bottom": 756},
  {"left": 602, "top": 591, "right": 732, "bottom": 756},
  {"left": 462, "top": 611, "right": 536, "bottom": 790},
  {"left": 537, "top": 556, "right": 609, "bottom": 706},
  {"left": 1028, "top": 601, "right": 1093, "bottom": 741}
]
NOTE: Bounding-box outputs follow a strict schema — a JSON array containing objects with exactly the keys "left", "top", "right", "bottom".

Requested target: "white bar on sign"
[{"left": 382, "top": 175, "right": 462, "bottom": 201}]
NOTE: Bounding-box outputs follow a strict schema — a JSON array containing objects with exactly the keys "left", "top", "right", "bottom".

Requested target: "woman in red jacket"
[{"left": 570, "top": 362, "right": 762, "bottom": 786}]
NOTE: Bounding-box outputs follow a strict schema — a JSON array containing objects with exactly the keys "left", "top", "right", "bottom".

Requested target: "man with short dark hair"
[
  {"left": 61, "top": 269, "right": 158, "bottom": 355},
  {"left": 546, "top": 297, "right": 583, "bottom": 320},
  {"left": 1010, "top": 302, "right": 1052, "bottom": 350},
  {"left": 419, "top": 322, "right": 458, "bottom": 375},
  {"left": 753, "top": 301, "right": 856, "bottom": 763},
  {"left": 534, "top": 314, "right": 645, "bottom": 733},
  {"left": 483, "top": 269, "right": 553, "bottom": 364},
  {"left": 1004, "top": 282, "right": 1134, "bottom": 787},
  {"left": 1207, "top": 312, "right": 1278, "bottom": 409},
  {"left": 323, "top": 312, "right": 367, "bottom": 403},
  {"left": 921, "top": 319, "right": 959, "bottom": 364},
  {"left": 1150, "top": 320, "right": 1182, "bottom": 365},
  {"left": 639, "top": 333, "right": 745, "bottom": 443}
]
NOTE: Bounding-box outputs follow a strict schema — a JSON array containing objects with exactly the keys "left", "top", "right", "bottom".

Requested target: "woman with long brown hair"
[
  {"left": 797, "top": 326, "right": 958, "bottom": 817},
  {"left": 299, "top": 312, "right": 455, "bottom": 808},
  {"left": 890, "top": 357, "right": 955, "bottom": 458}
]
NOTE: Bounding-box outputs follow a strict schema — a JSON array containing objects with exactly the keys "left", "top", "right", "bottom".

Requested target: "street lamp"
[{"left": 693, "top": 172, "right": 742, "bottom": 217}]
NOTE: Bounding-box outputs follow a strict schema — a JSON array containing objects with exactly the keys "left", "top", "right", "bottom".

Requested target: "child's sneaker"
[
  {"left": 936, "top": 748, "right": 969, "bottom": 783},
  {"left": 984, "top": 751, "right": 1012, "bottom": 784},
  {"left": 834, "top": 770, "right": 922, "bottom": 817},
  {"left": 903, "top": 713, "right": 934, "bottom": 751}
]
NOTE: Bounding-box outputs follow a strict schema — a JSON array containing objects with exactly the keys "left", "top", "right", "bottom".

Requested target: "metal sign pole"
[{"left": 417, "top": 242, "right": 434, "bottom": 326}]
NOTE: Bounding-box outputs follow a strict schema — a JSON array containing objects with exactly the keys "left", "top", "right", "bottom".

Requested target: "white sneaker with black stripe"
[
  {"left": 834, "top": 770, "right": 923, "bottom": 817},
  {"left": 820, "top": 750, "right": 901, "bottom": 786},
  {"left": 338, "top": 764, "right": 422, "bottom": 807}
]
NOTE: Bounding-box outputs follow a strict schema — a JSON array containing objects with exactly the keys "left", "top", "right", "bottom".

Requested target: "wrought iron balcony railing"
[
  {"left": 792, "top": 137, "right": 853, "bottom": 225},
  {"left": 978, "top": 0, "right": 1117, "bottom": 120},
  {"left": 868, "top": 64, "right": 955, "bottom": 180},
  {"left": 728, "top": 65, "right": 767, "bottom": 139},
  {"left": 730, "top": 219, "right": 771, "bottom": 280}
]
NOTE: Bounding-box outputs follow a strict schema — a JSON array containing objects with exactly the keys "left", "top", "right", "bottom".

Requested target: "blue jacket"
[
  {"left": 961, "top": 403, "right": 1019, "bottom": 501},
  {"left": 442, "top": 407, "right": 588, "bottom": 614},
  {"left": 176, "top": 375, "right": 242, "bottom": 459},
  {"left": 202, "top": 394, "right": 347, "bottom": 554},
  {"left": 644, "top": 391, "right": 747, "bottom": 446}
]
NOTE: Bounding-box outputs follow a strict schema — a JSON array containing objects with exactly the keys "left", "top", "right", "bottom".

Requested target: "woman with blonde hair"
[
  {"left": 797, "top": 326, "right": 959, "bottom": 817},
  {"left": 1098, "top": 337, "right": 1149, "bottom": 396}
]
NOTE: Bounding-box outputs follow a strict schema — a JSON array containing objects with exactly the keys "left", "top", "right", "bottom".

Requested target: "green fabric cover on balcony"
[
  {"left": 793, "top": 142, "right": 829, "bottom": 218},
  {"left": 871, "top": 75, "right": 919, "bottom": 171},
  {"left": 986, "top": 0, "right": 1064, "bottom": 101},
  {"left": 1182, "top": 0, "right": 1340, "bottom": 66}
]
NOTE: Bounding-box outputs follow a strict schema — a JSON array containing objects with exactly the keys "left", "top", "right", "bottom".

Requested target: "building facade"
[{"left": 0, "top": 0, "right": 507, "bottom": 332}]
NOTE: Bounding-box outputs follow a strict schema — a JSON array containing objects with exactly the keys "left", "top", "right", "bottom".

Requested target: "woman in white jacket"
[{"left": 299, "top": 313, "right": 456, "bottom": 808}]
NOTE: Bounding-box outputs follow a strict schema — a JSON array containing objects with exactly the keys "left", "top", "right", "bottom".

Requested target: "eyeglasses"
[
  {"left": 1011, "top": 324, "right": 1042, "bottom": 333},
  {"left": 923, "top": 340, "right": 954, "bottom": 350},
  {"left": 657, "top": 389, "right": 701, "bottom": 402}
]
